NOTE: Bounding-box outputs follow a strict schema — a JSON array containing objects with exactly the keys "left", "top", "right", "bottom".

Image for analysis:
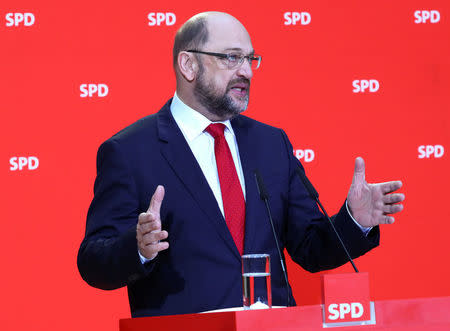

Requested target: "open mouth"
[{"left": 229, "top": 84, "right": 249, "bottom": 97}]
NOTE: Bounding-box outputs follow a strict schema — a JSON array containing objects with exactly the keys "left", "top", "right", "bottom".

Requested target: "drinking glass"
[{"left": 242, "top": 254, "right": 272, "bottom": 309}]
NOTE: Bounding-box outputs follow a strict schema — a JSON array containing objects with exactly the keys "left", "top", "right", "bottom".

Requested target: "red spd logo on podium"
[{"left": 322, "top": 272, "right": 375, "bottom": 326}]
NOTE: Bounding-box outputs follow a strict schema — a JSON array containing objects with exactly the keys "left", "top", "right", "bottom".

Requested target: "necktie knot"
[{"left": 205, "top": 123, "right": 226, "bottom": 139}]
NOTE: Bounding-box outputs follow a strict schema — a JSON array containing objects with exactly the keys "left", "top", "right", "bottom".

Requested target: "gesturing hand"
[
  {"left": 347, "top": 157, "right": 405, "bottom": 228},
  {"left": 136, "top": 185, "right": 169, "bottom": 260}
]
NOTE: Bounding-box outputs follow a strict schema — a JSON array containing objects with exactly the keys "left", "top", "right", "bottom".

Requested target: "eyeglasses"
[{"left": 186, "top": 50, "right": 262, "bottom": 70}]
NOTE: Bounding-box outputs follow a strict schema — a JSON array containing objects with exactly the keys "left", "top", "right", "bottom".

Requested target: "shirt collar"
[{"left": 170, "top": 92, "right": 235, "bottom": 142}]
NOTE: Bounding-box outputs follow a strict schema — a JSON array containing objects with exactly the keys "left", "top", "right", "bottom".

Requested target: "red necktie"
[{"left": 205, "top": 123, "right": 245, "bottom": 255}]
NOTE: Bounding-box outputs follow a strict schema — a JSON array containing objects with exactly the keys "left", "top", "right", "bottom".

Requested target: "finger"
[
  {"left": 352, "top": 157, "right": 365, "bottom": 185},
  {"left": 380, "top": 181, "right": 403, "bottom": 194},
  {"left": 382, "top": 193, "right": 405, "bottom": 204},
  {"left": 382, "top": 215, "right": 395, "bottom": 224},
  {"left": 138, "top": 219, "right": 162, "bottom": 235},
  {"left": 138, "top": 213, "right": 152, "bottom": 224},
  {"left": 150, "top": 241, "right": 170, "bottom": 251},
  {"left": 138, "top": 212, "right": 155, "bottom": 225},
  {"left": 142, "top": 230, "right": 169, "bottom": 246},
  {"left": 139, "top": 241, "right": 170, "bottom": 259},
  {"left": 146, "top": 241, "right": 170, "bottom": 252},
  {"left": 382, "top": 203, "right": 404, "bottom": 214},
  {"left": 147, "top": 185, "right": 165, "bottom": 214}
]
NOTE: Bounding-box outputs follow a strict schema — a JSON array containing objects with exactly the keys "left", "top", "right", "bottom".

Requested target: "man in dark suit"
[{"left": 77, "top": 12, "right": 404, "bottom": 317}]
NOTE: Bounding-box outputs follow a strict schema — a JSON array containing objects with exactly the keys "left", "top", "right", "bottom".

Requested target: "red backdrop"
[{"left": 1, "top": 1, "right": 448, "bottom": 330}]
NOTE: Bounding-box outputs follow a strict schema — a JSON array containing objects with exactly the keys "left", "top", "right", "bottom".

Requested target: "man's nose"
[{"left": 236, "top": 59, "right": 253, "bottom": 79}]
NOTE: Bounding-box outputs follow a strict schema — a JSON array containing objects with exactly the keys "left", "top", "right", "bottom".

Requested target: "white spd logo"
[
  {"left": 283, "top": 12, "right": 311, "bottom": 25},
  {"left": 10, "top": 156, "right": 39, "bottom": 171},
  {"left": 148, "top": 12, "right": 176, "bottom": 26},
  {"left": 414, "top": 10, "right": 440, "bottom": 24},
  {"left": 418, "top": 145, "right": 444, "bottom": 159},
  {"left": 5, "top": 13, "right": 35, "bottom": 26},
  {"left": 328, "top": 303, "right": 364, "bottom": 320},
  {"left": 80, "top": 84, "right": 109, "bottom": 98},
  {"left": 352, "top": 80, "right": 379, "bottom": 93},
  {"left": 294, "top": 149, "right": 315, "bottom": 163}
]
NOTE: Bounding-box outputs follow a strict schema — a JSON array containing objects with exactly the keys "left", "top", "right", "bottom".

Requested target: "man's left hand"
[{"left": 347, "top": 157, "right": 405, "bottom": 227}]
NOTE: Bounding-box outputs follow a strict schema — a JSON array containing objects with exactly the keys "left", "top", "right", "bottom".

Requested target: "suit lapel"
[
  {"left": 157, "top": 102, "right": 241, "bottom": 260},
  {"left": 232, "top": 116, "right": 260, "bottom": 255}
]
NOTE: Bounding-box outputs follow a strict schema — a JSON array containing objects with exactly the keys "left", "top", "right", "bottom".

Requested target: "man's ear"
[{"left": 178, "top": 52, "right": 198, "bottom": 82}]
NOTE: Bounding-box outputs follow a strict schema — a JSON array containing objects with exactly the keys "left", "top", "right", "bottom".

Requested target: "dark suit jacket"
[{"left": 77, "top": 98, "right": 379, "bottom": 317}]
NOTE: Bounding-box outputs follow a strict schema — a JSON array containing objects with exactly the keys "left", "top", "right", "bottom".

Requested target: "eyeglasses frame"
[{"left": 185, "top": 50, "right": 262, "bottom": 70}]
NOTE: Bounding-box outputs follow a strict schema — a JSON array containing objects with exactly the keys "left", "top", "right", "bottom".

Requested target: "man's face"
[{"left": 192, "top": 17, "right": 254, "bottom": 120}]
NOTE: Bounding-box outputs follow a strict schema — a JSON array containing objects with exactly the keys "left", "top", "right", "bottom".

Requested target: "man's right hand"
[{"left": 137, "top": 185, "right": 169, "bottom": 260}]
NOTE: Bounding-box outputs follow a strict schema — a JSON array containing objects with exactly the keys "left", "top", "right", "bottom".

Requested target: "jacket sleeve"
[
  {"left": 279, "top": 129, "right": 380, "bottom": 272},
  {"left": 77, "top": 139, "right": 155, "bottom": 290}
]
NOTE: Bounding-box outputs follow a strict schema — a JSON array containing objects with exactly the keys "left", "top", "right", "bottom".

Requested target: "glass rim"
[{"left": 241, "top": 253, "right": 270, "bottom": 258}]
